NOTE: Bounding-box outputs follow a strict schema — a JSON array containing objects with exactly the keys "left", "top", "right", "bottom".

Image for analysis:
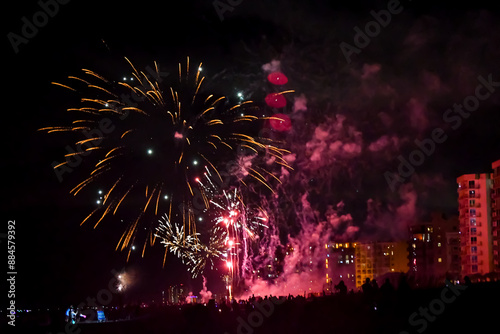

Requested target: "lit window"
[
  {"left": 471, "top": 237, "right": 477, "bottom": 244},
  {"left": 471, "top": 246, "right": 477, "bottom": 253},
  {"left": 438, "top": 258, "right": 442, "bottom": 263},
  {"left": 437, "top": 243, "right": 441, "bottom": 247}
]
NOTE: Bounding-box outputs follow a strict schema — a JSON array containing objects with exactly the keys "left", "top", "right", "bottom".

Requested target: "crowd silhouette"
[{"left": 9, "top": 274, "right": 499, "bottom": 334}]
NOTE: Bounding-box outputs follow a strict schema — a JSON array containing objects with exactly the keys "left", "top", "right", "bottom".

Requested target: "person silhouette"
[
  {"left": 65, "top": 305, "right": 73, "bottom": 323},
  {"left": 380, "top": 278, "right": 394, "bottom": 296},
  {"left": 362, "top": 278, "right": 373, "bottom": 295},
  {"left": 334, "top": 280, "right": 348, "bottom": 295},
  {"left": 464, "top": 276, "right": 472, "bottom": 286}
]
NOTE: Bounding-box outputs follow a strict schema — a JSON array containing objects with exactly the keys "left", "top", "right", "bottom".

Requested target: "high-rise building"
[
  {"left": 491, "top": 159, "right": 500, "bottom": 271},
  {"left": 457, "top": 173, "right": 493, "bottom": 276},
  {"left": 354, "top": 241, "right": 408, "bottom": 289},
  {"left": 324, "top": 242, "right": 356, "bottom": 291},
  {"left": 408, "top": 213, "right": 459, "bottom": 286},
  {"left": 446, "top": 231, "right": 461, "bottom": 281}
]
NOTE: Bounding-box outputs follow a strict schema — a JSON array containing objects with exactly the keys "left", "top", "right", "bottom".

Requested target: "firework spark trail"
[
  {"left": 39, "top": 57, "right": 290, "bottom": 259},
  {"left": 155, "top": 169, "right": 269, "bottom": 285},
  {"left": 155, "top": 213, "right": 227, "bottom": 277}
]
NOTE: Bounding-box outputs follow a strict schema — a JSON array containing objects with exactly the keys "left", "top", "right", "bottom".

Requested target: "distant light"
[
  {"left": 130, "top": 77, "right": 134, "bottom": 81},
  {"left": 123, "top": 77, "right": 127, "bottom": 81},
  {"left": 237, "top": 92, "right": 243, "bottom": 98},
  {"left": 164, "top": 195, "right": 169, "bottom": 200},
  {"left": 199, "top": 67, "right": 202, "bottom": 72},
  {"left": 96, "top": 200, "right": 101, "bottom": 205},
  {"left": 132, "top": 245, "right": 136, "bottom": 250},
  {"left": 98, "top": 190, "right": 103, "bottom": 194},
  {"left": 198, "top": 217, "right": 203, "bottom": 222},
  {"left": 195, "top": 177, "right": 200, "bottom": 183},
  {"left": 147, "top": 149, "right": 153, "bottom": 155},
  {"left": 193, "top": 160, "right": 198, "bottom": 166}
]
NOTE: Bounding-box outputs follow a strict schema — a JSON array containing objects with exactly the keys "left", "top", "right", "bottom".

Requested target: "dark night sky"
[{"left": 3, "top": 0, "right": 500, "bottom": 309}]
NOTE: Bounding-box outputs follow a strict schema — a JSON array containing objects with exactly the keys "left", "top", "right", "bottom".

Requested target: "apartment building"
[
  {"left": 354, "top": 241, "right": 408, "bottom": 289},
  {"left": 457, "top": 173, "right": 493, "bottom": 276}
]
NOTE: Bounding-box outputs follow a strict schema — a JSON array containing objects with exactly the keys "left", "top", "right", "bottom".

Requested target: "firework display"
[
  {"left": 39, "top": 57, "right": 291, "bottom": 261},
  {"left": 155, "top": 182, "right": 268, "bottom": 288}
]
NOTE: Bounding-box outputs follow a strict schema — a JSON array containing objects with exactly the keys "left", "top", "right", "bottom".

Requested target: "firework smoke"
[{"left": 199, "top": 276, "right": 213, "bottom": 303}]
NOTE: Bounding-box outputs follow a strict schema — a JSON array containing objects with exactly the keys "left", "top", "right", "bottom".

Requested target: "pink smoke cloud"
[
  {"left": 293, "top": 94, "right": 307, "bottom": 113},
  {"left": 261, "top": 60, "right": 281, "bottom": 73},
  {"left": 199, "top": 276, "right": 213, "bottom": 303},
  {"left": 367, "top": 135, "right": 400, "bottom": 152},
  {"left": 406, "top": 98, "right": 429, "bottom": 132}
]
